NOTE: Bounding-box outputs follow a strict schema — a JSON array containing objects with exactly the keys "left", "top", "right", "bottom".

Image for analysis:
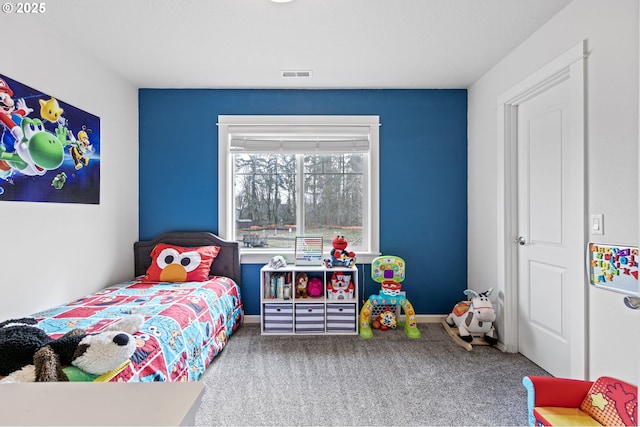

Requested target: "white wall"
[
  {"left": 468, "top": 0, "right": 639, "bottom": 381},
  {"left": 0, "top": 17, "right": 139, "bottom": 319}
]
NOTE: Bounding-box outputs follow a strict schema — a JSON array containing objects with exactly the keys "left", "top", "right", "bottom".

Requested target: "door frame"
[{"left": 496, "top": 40, "right": 588, "bottom": 378}]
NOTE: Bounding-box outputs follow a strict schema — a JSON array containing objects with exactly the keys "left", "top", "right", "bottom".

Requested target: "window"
[{"left": 218, "top": 116, "right": 380, "bottom": 264}]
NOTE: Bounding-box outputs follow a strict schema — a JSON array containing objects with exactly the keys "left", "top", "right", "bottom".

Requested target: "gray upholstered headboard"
[{"left": 133, "top": 232, "right": 241, "bottom": 285}]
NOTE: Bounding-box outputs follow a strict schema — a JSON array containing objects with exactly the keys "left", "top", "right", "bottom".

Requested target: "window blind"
[{"left": 227, "top": 125, "right": 371, "bottom": 153}]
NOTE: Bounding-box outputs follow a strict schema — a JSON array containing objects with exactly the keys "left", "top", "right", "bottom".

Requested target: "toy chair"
[
  {"left": 522, "top": 375, "right": 637, "bottom": 426},
  {"left": 358, "top": 256, "right": 420, "bottom": 339}
]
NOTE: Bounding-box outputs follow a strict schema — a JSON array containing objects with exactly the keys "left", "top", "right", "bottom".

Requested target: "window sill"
[{"left": 240, "top": 250, "right": 381, "bottom": 265}]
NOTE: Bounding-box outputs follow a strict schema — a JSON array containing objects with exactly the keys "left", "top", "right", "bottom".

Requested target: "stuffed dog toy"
[{"left": 0, "top": 315, "right": 144, "bottom": 382}]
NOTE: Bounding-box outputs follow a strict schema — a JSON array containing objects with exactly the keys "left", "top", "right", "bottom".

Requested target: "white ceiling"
[{"left": 34, "top": 0, "right": 572, "bottom": 89}]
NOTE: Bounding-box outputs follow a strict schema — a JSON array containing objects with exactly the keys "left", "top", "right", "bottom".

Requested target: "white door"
[{"left": 516, "top": 77, "right": 584, "bottom": 378}]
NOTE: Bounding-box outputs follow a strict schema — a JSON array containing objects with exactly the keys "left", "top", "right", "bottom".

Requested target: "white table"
[{"left": 0, "top": 381, "right": 204, "bottom": 426}]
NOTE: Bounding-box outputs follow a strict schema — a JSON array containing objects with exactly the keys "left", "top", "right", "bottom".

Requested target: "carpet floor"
[{"left": 195, "top": 323, "right": 549, "bottom": 426}]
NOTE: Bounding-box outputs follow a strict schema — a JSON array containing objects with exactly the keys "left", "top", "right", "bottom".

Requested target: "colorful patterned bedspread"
[{"left": 31, "top": 276, "right": 243, "bottom": 382}]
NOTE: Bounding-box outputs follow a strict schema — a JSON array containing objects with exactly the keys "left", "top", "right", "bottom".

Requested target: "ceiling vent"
[{"left": 281, "top": 70, "right": 312, "bottom": 78}]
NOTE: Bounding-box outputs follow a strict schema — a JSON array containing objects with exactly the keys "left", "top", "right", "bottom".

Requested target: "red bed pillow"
[{"left": 144, "top": 243, "right": 220, "bottom": 282}]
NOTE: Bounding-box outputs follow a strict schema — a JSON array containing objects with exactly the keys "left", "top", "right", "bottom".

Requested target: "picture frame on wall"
[{"left": 0, "top": 73, "right": 101, "bottom": 204}]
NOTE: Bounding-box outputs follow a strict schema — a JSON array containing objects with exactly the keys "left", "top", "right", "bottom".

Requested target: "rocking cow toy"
[{"left": 442, "top": 288, "right": 498, "bottom": 351}]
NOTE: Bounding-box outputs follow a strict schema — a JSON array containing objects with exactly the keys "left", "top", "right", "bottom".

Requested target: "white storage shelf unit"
[{"left": 260, "top": 264, "right": 359, "bottom": 335}]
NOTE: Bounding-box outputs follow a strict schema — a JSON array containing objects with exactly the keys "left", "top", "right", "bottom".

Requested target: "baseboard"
[
  {"left": 244, "top": 315, "right": 261, "bottom": 324},
  {"left": 244, "top": 314, "right": 446, "bottom": 324},
  {"left": 403, "top": 314, "right": 447, "bottom": 324}
]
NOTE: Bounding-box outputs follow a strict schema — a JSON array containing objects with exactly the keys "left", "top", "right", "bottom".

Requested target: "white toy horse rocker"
[{"left": 442, "top": 288, "right": 498, "bottom": 351}]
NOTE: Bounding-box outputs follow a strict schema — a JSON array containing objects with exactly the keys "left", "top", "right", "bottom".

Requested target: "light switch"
[{"left": 591, "top": 214, "right": 603, "bottom": 235}]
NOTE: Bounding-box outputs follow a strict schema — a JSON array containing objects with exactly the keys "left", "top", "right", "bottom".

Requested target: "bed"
[{"left": 29, "top": 232, "right": 243, "bottom": 382}]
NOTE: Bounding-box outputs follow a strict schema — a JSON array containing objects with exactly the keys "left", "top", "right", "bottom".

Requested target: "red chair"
[{"left": 523, "top": 375, "right": 637, "bottom": 426}]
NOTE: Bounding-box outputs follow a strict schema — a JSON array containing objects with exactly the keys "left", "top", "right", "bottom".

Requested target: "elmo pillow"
[{"left": 144, "top": 244, "right": 220, "bottom": 282}]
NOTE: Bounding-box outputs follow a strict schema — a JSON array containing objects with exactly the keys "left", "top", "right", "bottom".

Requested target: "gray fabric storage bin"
[
  {"left": 326, "top": 303, "right": 357, "bottom": 332},
  {"left": 295, "top": 303, "right": 325, "bottom": 333},
  {"left": 263, "top": 303, "right": 293, "bottom": 333}
]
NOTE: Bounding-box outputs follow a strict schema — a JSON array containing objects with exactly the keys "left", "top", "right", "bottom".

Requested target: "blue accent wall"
[{"left": 139, "top": 89, "right": 467, "bottom": 315}]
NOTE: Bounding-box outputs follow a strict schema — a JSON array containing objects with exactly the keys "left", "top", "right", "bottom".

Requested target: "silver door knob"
[
  {"left": 624, "top": 296, "right": 640, "bottom": 310},
  {"left": 514, "top": 236, "right": 526, "bottom": 246}
]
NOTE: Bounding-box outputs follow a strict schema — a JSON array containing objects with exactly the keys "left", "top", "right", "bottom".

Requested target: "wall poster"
[
  {"left": 588, "top": 243, "right": 639, "bottom": 296},
  {"left": 0, "top": 73, "right": 100, "bottom": 204}
]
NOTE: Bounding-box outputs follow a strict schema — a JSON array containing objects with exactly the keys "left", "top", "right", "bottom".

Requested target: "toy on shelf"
[
  {"left": 327, "top": 271, "right": 355, "bottom": 300},
  {"left": 324, "top": 235, "right": 356, "bottom": 268},
  {"left": 295, "top": 272, "right": 309, "bottom": 298},
  {"left": 359, "top": 256, "right": 420, "bottom": 339},
  {"left": 307, "top": 277, "right": 323, "bottom": 297},
  {"left": 268, "top": 255, "right": 287, "bottom": 269},
  {"left": 442, "top": 288, "right": 498, "bottom": 351}
]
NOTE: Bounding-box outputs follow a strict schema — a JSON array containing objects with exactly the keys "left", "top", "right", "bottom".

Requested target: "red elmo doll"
[{"left": 324, "top": 235, "right": 356, "bottom": 268}]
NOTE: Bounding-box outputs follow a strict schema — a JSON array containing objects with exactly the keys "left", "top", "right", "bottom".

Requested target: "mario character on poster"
[{"left": 0, "top": 73, "right": 100, "bottom": 204}]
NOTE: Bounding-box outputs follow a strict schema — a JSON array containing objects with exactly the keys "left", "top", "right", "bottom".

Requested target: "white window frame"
[{"left": 218, "top": 115, "right": 380, "bottom": 264}]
